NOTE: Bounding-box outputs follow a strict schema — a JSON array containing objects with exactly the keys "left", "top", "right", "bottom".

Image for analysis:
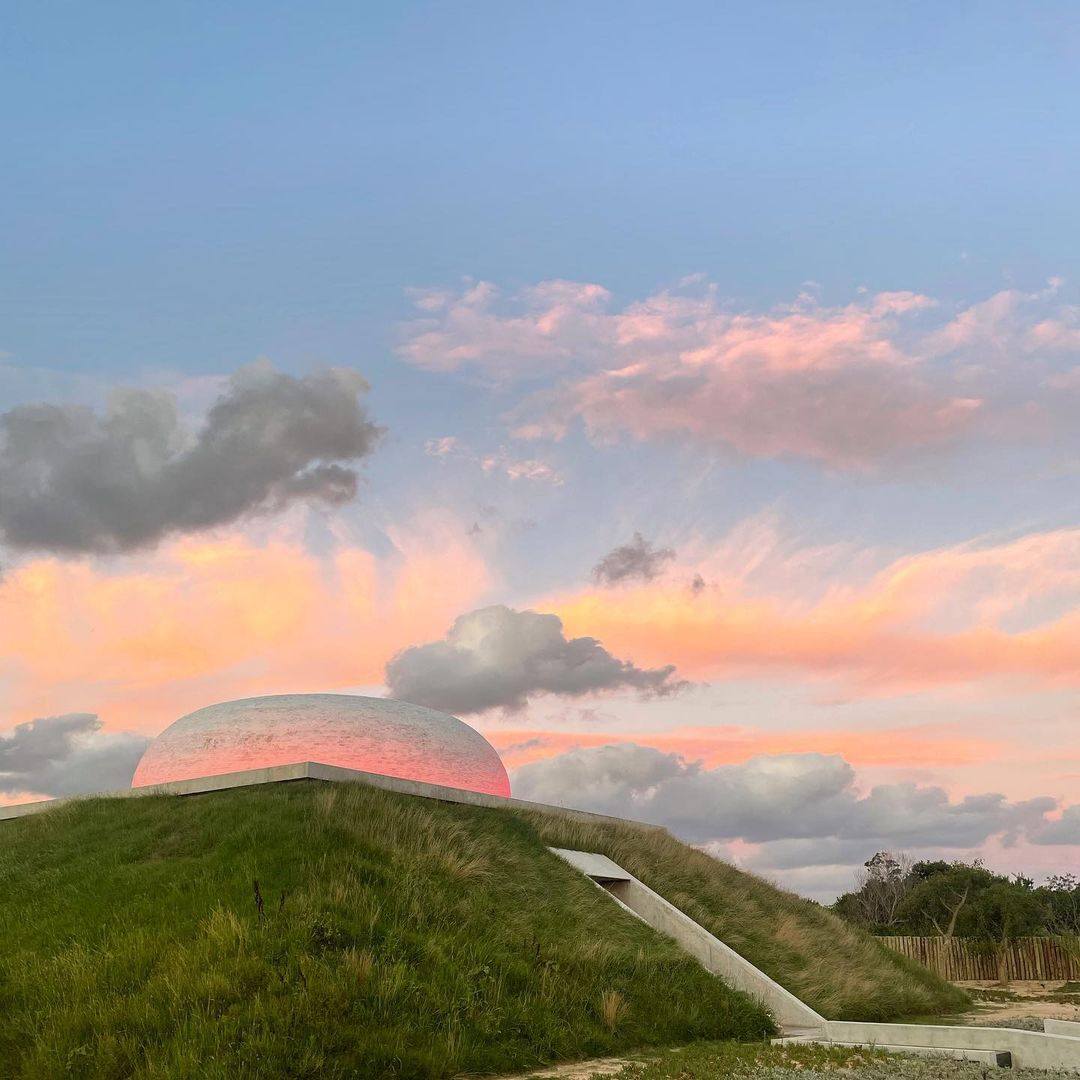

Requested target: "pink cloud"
[
  {"left": 399, "top": 279, "right": 613, "bottom": 375},
  {"left": 0, "top": 516, "right": 491, "bottom": 735},
  {"left": 425, "top": 435, "right": 563, "bottom": 484},
  {"left": 489, "top": 723, "right": 1002, "bottom": 771},
  {"left": 534, "top": 363, "right": 981, "bottom": 469},
  {"left": 399, "top": 276, "right": 1080, "bottom": 470},
  {"left": 398, "top": 279, "right": 987, "bottom": 469},
  {"left": 542, "top": 519, "right": 1080, "bottom": 697}
]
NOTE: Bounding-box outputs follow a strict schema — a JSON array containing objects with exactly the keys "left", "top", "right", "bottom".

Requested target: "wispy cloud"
[
  {"left": 399, "top": 276, "right": 1080, "bottom": 471},
  {"left": 544, "top": 514, "right": 1080, "bottom": 696},
  {"left": 488, "top": 722, "right": 1004, "bottom": 771},
  {"left": 424, "top": 436, "right": 563, "bottom": 485}
]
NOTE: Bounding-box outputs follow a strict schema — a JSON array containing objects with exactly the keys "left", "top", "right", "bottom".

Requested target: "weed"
[{"left": 599, "top": 989, "right": 629, "bottom": 1033}]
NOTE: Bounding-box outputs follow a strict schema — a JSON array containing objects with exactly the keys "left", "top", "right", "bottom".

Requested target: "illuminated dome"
[{"left": 131, "top": 693, "right": 510, "bottom": 797}]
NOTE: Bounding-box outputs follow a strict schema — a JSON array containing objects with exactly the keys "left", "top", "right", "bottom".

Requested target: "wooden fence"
[{"left": 882, "top": 935, "right": 1080, "bottom": 982}]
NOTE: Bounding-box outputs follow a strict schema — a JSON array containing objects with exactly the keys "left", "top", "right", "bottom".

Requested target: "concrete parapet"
[{"left": 0, "top": 760, "right": 664, "bottom": 832}]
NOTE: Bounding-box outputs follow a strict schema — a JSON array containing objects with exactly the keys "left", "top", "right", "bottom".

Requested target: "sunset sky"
[{"left": 4, "top": 2, "right": 1080, "bottom": 899}]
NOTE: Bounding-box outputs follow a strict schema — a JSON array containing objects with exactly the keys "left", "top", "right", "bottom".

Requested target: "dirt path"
[{"left": 506, "top": 1056, "right": 640, "bottom": 1080}]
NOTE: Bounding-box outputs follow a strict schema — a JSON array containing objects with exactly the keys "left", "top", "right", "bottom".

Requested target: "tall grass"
[
  {"left": 526, "top": 813, "right": 970, "bottom": 1022},
  {"left": 0, "top": 783, "right": 772, "bottom": 1080}
]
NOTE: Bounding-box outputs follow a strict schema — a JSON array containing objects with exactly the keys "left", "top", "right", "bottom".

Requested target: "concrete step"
[
  {"left": 772, "top": 1035, "right": 1011, "bottom": 1068},
  {"left": 1045, "top": 1019, "right": 1080, "bottom": 1037}
]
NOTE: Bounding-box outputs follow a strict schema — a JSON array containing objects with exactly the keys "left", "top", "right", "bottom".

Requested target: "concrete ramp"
[
  {"left": 552, "top": 848, "right": 1080, "bottom": 1072},
  {"left": 549, "top": 847, "right": 826, "bottom": 1035}
]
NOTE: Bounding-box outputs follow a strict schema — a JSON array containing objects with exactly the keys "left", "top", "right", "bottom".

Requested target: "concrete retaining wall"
[{"left": 826, "top": 1021, "right": 1080, "bottom": 1071}]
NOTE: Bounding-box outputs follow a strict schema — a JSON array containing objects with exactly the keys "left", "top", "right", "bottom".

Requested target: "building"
[{"left": 130, "top": 693, "right": 510, "bottom": 797}]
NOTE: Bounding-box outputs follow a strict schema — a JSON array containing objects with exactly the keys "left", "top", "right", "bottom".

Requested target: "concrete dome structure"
[{"left": 131, "top": 694, "right": 510, "bottom": 796}]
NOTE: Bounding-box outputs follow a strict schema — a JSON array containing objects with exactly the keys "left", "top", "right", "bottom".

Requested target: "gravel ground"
[
  {"left": 969, "top": 1016, "right": 1047, "bottom": 1032},
  {"left": 516, "top": 1040, "right": 1080, "bottom": 1080}
]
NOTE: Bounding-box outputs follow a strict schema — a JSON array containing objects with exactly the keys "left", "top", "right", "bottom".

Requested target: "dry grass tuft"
[{"left": 599, "top": 989, "right": 629, "bottom": 1033}]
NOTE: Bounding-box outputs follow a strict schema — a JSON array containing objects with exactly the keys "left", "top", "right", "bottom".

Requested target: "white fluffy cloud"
[
  {"left": 385, "top": 605, "right": 684, "bottom": 714},
  {"left": 512, "top": 743, "right": 1056, "bottom": 849}
]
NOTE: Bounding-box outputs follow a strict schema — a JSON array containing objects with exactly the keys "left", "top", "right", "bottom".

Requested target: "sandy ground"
[
  {"left": 508, "top": 1056, "right": 641, "bottom": 1080},
  {"left": 955, "top": 980, "right": 1080, "bottom": 1024}
]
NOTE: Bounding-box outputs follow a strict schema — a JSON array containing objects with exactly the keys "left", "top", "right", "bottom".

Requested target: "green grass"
[
  {"left": 527, "top": 813, "right": 970, "bottom": 1021},
  {"left": 0, "top": 781, "right": 965, "bottom": 1079},
  {"left": 0, "top": 782, "right": 771, "bottom": 1080}
]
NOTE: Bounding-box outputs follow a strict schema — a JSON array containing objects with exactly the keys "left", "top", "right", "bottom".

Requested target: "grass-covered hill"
[
  {"left": 0, "top": 781, "right": 965, "bottom": 1080},
  {"left": 529, "top": 814, "right": 969, "bottom": 1023}
]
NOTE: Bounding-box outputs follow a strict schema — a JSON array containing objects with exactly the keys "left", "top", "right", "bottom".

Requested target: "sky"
[{"left": 3, "top": 1, "right": 1080, "bottom": 900}]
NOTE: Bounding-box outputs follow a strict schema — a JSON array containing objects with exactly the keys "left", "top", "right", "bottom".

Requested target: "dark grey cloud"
[
  {"left": 512, "top": 743, "right": 1056, "bottom": 849},
  {"left": 385, "top": 605, "right": 684, "bottom": 714},
  {"left": 0, "top": 362, "right": 383, "bottom": 554},
  {"left": 0, "top": 713, "right": 150, "bottom": 798},
  {"left": 1030, "top": 805, "right": 1080, "bottom": 845},
  {"left": 592, "top": 532, "right": 675, "bottom": 585}
]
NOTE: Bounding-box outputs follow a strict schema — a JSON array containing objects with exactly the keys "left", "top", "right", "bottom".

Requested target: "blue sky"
[
  {"left": 4, "top": 2, "right": 1080, "bottom": 898},
  {"left": 7, "top": 1, "right": 1080, "bottom": 370},
  {"left": 5, "top": 0, "right": 1079, "bottom": 567}
]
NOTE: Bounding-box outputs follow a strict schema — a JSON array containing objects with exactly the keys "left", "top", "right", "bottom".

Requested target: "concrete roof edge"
[{"left": 0, "top": 760, "right": 664, "bottom": 833}]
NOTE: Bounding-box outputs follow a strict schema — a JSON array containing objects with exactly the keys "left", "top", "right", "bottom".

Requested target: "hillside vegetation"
[
  {"left": 0, "top": 782, "right": 766, "bottom": 1080},
  {"left": 1, "top": 781, "right": 962, "bottom": 1079},
  {"left": 530, "top": 815, "right": 969, "bottom": 1022}
]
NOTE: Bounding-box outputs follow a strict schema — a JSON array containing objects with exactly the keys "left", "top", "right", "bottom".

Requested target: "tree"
[
  {"left": 969, "top": 878, "right": 1047, "bottom": 984},
  {"left": 1039, "top": 873, "right": 1080, "bottom": 937},
  {"left": 899, "top": 861, "right": 997, "bottom": 941},
  {"left": 842, "top": 851, "right": 914, "bottom": 929}
]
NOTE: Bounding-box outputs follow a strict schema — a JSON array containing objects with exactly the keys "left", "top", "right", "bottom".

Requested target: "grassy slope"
[
  {"left": 0, "top": 781, "right": 967, "bottom": 1080},
  {"left": 0, "top": 782, "right": 770, "bottom": 1080},
  {"left": 529, "top": 814, "right": 969, "bottom": 1022}
]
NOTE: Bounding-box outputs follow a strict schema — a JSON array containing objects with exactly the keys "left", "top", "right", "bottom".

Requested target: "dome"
[{"left": 130, "top": 693, "right": 510, "bottom": 797}]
